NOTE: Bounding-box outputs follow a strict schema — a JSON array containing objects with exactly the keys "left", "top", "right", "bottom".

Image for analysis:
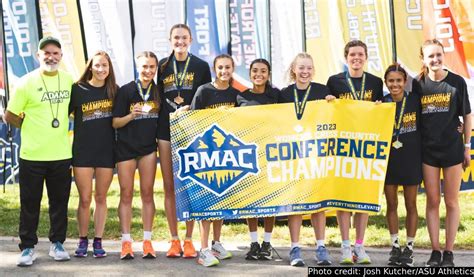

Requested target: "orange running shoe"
[
  {"left": 166, "top": 239, "right": 182, "bottom": 258},
  {"left": 142, "top": 240, "right": 156, "bottom": 259},
  {"left": 120, "top": 241, "right": 134, "bottom": 260},
  {"left": 182, "top": 239, "right": 197, "bottom": 258}
]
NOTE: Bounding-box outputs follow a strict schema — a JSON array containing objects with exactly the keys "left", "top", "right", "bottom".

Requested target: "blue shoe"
[
  {"left": 49, "top": 242, "right": 71, "bottom": 261},
  {"left": 17, "top": 248, "right": 37, "bottom": 266},
  {"left": 93, "top": 239, "right": 107, "bottom": 258},
  {"left": 315, "top": 246, "right": 332, "bottom": 265},
  {"left": 74, "top": 238, "right": 88, "bottom": 257},
  {"left": 289, "top": 247, "right": 305, "bottom": 267}
]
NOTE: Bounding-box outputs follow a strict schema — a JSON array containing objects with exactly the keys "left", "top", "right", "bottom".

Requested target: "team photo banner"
[{"left": 170, "top": 100, "right": 396, "bottom": 221}]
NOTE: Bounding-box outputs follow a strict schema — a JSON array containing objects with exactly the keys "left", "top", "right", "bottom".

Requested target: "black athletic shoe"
[
  {"left": 388, "top": 246, "right": 401, "bottom": 266},
  {"left": 245, "top": 242, "right": 260, "bottom": 260},
  {"left": 441, "top": 251, "right": 454, "bottom": 267},
  {"left": 399, "top": 247, "right": 414, "bottom": 267},
  {"left": 425, "top": 250, "right": 442, "bottom": 267},
  {"left": 258, "top": 241, "right": 274, "bottom": 260}
]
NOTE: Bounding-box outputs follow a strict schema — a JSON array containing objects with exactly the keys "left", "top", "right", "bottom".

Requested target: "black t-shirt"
[
  {"left": 383, "top": 92, "right": 422, "bottom": 185},
  {"left": 190, "top": 82, "right": 239, "bottom": 110},
  {"left": 69, "top": 82, "right": 116, "bottom": 168},
  {"left": 158, "top": 54, "right": 212, "bottom": 112},
  {"left": 416, "top": 71, "right": 471, "bottom": 149},
  {"left": 278, "top": 82, "right": 329, "bottom": 103},
  {"left": 237, "top": 87, "right": 279, "bottom": 106},
  {"left": 326, "top": 72, "right": 383, "bottom": 101},
  {"left": 112, "top": 81, "right": 160, "bottom": 162}
]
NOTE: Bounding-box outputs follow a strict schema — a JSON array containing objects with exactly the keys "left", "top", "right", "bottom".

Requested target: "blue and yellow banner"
[{"left": 171, "top": 100, "right": 396, "bottom": 221}]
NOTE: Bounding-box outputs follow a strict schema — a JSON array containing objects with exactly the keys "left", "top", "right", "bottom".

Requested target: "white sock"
[
  {"left": 342, "top": 240, "right": 351, "bottom": 248},
  {"left": 144, "top": 231, "right": 152, "bottom": 241},
  {"left": 407, "top": 237, "right": 415, "bottom": 250},
  {"left": 291, "top": 242, "right": 300, "bottom": 249},
  {"left": 122, "top": 234, "right": 131, "bottom": 242},
  {"left": 263, "top": 232, "right": 272, "bottom": 243},
  {"left": 249, "top": 231, "right": 258, "bottom": 243},
  {"left": 171, "top": 236, "right": 179, "bottom": 240},
  {"left": 317, "top": 240, "right": 325, "bottom": 248},
  {"left": 391, "top": 234, "right": 400, "bottom": 248}
]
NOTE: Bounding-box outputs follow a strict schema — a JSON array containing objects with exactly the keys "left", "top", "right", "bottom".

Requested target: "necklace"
[
  {"left": 212, "top": 81, "right": 229, "bottom": 90},
  {"left": 346, "top": 72, "right": 366, "bottom": 100},
  {"left": 40, "top": 72, "right": 61, "bottom": 128},
  {"left": 392, "top": 93, "right": 407, "bottom": 149},
  {"left": 293, "top": 84, "right": 311, "bottom": 120},
  {"left": 173, "top": 54, "right": 191, "bottom": 105}
]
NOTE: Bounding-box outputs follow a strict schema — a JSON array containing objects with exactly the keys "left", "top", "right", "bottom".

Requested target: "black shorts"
[
  {"left": 422, "top": 142, "right": 464, "bottom": 168},
  {"left": 157, "top": 111, "right": 171, "bottom": 141}
]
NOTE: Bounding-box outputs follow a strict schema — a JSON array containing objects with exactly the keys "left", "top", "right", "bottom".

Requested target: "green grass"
[{"left": 1, "top": 179, "right": 473, "bottom": 249}]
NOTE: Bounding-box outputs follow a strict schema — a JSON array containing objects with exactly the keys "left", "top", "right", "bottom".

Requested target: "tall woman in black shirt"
[
  {"left": 112, "top": 51, "right": 160, "bottom": 260},
  {"left": 418, "top": 39, "right": 471, "bottom": 267},
  {"left": 70, "top": 51, "right": 117, "bottom": 258},
  {"left": 157, "top": 24, "right": 212, "bottom": 258}
]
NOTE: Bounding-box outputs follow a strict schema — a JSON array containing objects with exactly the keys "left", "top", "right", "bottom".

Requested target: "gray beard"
[{"left": 42, "top": 64, "right": 59, "bottom": 72}]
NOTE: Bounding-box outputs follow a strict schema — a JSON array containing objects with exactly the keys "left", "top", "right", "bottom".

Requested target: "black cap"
[{"left": 38, "top": 36, "right": 61, "bottom": 50}]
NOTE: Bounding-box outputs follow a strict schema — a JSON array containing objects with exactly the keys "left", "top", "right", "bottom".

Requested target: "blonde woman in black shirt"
[{"left": 417, "top": 39, "right": 471, "bottom": 267}]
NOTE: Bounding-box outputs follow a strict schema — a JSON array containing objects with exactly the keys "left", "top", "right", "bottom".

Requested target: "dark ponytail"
[
  {"left": 160, "top": 50, "right": 175, "bottom": 74},
  {"left": 384, "top": 63, "right": 407, "bottom": 82}
]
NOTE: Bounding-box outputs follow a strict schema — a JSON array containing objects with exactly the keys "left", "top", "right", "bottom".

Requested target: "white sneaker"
[
  {"left": 49, "top": 242, "right": 71, "bottom": 261},
  {"left": 340, "top": 245, "right": 354, "bottom": 265},
  {"left": 198, "top": 248, "right": 219, "bottom": 267},
  {"left": 17, "top": 248, "right": 37, "bottom": 266},
  {"left": 211, "top": 241, "right": 232, "bottom": 259},
  {"left": 354, "top": 245, "right": 371, "bottom": 264}
]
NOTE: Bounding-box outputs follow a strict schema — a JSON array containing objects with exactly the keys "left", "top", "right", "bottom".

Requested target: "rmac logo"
[{"left": 177, "top": 124, "right": 259, "bottom": 196}]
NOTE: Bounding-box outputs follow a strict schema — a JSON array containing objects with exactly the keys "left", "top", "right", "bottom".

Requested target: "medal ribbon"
[
  {"left": 173, "top": 54, "right": 191, "bottom": 91},
  {"left": 393, "top": 93, "right": 407, "bottom": 142},
  {"left": 346, "top": 72, "right": 366, "bottom": 100},
  {"left": 293, "top": 84, "right": 311, "bottom": 120},
  {"left": 40, "top": 72, "right": 61, "bottom": 125},
  {"left": 136, "top": 79, "right": 152, "bottom": 101}
]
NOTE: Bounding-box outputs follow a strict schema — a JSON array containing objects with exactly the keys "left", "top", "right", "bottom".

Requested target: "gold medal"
[
  {"left": 174, "top": 95, "right": 184, "bottom": 105},
  {"left": 142, "top": 104, "right": 152, "bottom": 113},
  {"left": 392, "top": 140, "right": 403, "bottom": 149}
]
